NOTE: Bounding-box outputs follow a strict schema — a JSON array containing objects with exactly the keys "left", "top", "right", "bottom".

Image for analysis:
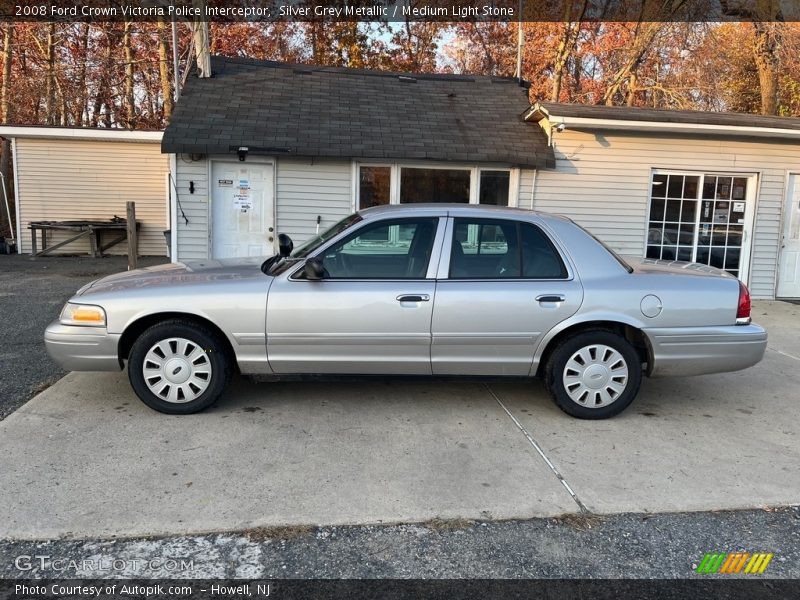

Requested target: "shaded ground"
[
  {"left": 1, "top": 508, "right": 798, "bottom": 578},
  {"left": 0, "top": 254, "right": 168, "bottom": 420}
]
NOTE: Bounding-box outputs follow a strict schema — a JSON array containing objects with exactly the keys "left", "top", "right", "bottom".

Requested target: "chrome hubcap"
[
  {"left": 563, "top": 344, "right": 628, "bottom": 408},
  {"left": 143, "top": 338, "right": 212, "bottom": 403}
]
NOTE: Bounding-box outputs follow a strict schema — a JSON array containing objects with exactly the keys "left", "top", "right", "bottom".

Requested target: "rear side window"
[{"left": 449, "top": 218, "right": 568, "bottom": 279}]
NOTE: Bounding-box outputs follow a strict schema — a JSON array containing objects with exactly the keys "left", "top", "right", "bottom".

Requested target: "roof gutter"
[{"left": 524, "top": 103, "right": 800, "bottom": 141}]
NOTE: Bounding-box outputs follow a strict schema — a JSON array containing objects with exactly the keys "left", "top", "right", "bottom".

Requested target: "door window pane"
[
  {"left": 358, "top": 166, "right": 390, "bottom": 210},
  {"left": 521, "top": 223, "right": 568, "bottom": 278},
  {"left": 449, "top": 219, "right": 566, "bottom": 279},
  {"left": 321, "top": 218, "right": 439, "bottom": 279},
  {"left": 479, "top": 170, "right": 510, "bottom": 205},
  {"left": 400, "top": 168, "right": 470, "bottom": 204},
  {"left": 451, "top": 219, "right": 520, "bottom": 278}
]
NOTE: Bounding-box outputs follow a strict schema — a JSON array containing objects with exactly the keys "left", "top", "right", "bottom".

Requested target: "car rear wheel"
[
  {"left": 128, "top": 319, "right": 232, "bottom": 414},
  {"left": 545, "top": 330, "right": 642, "bottom": 419}
]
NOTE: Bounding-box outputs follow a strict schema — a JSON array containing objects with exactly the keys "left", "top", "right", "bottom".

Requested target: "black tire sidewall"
[
  {"left": 546, "top": 330, "right": 642, "bottom": 419},
  {"left": 128, "top": 320, "right": 231, "bottom": 414}
]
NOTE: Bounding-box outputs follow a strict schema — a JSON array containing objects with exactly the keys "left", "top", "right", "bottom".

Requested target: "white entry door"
[
  {"left": 777, "top": 173, "right": 800, "bottom": 298},
  {"left": 211, "top": 161, "right": 274, "bottom": 259}
]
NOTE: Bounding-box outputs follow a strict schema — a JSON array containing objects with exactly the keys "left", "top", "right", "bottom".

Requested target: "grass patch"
[
  {"left": 242, "top": 524, "right": 315, "bottom": 541},
  {"left": 422, "top": 518, "right": 475, "bottom": 532},
  {"left": 552, "top": 513, "right": 607, "bottom": 531}
]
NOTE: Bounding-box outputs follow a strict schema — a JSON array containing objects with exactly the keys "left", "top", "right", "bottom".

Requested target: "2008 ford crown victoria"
[{"left": 44, "top": 205, "right": 767, "bottom": 419}]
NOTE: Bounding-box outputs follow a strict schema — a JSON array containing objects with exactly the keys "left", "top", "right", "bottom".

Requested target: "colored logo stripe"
[{"left": 697, "top": 552, "right": 773, "bottom": 574}]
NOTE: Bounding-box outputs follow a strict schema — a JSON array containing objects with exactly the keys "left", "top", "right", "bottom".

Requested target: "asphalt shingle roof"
[{"left": 162, "top": 56, "right": 555, "bottom": 168}]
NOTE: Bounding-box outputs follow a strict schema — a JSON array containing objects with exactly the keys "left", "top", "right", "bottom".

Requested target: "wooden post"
[{"left": 126, "top": 201, "right": 138, "bottom": 270}]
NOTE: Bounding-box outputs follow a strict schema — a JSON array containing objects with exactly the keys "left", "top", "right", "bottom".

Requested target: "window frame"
[
  {"left": 644, "top": 169, "right": 758, "bottom": 283},
  {"left": 353, "top": 161, "right": 520, "bottom": 210},
  {"left": 440, "top": 216, "right": 572, "bottom": 281}
]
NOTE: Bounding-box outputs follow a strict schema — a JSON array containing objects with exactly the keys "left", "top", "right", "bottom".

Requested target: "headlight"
[{"left": 59, "top": 303, "right": 107, "bottom": 327}]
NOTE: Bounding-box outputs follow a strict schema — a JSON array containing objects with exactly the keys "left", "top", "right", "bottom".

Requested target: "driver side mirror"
[
  {"left": 304, "top": 257, "right": 325, "bottom": 280},
  {"left": 278, "top": 233, "right": 293, "bottom": 258}
]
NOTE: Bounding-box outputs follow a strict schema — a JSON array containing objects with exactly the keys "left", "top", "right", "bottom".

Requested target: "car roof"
[{"left": 358, "top": 203, "right": 565, "bottom": 222}]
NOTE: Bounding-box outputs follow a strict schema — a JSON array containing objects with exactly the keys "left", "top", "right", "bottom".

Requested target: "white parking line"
[
  {"left": 769, "top": 347, "right": 800, "bottom": 362},
  {"left": 484, "top": 383, "right": 588, "bottom": 514}
]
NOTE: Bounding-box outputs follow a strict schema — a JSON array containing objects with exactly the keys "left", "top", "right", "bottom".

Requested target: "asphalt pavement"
[
  {"left": 1, "top": 508, "right": 798, "bottom": 578},
  {"left": 0, "top": 254, "right": 168, "bottom": 420}
]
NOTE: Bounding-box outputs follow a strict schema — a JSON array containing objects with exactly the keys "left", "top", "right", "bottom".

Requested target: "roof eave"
[
  {"left": 524, "top": 108, "right": 800, "bottom": 140},
  {"left": 0, "top": 125, "right": 163, "bottom": 142}
]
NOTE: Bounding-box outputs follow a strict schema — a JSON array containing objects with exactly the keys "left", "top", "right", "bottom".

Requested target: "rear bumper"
[
  {"left": 44, "top": 321, "right": 122, "bottom": 371},
  {"left": 644, "top": 323, "right": 767, "bottom": 378}
]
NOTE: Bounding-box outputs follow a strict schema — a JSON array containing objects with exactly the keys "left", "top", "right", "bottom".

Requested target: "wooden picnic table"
[{"left": 28, "top": 218, "right": 139, "bottom": 258}]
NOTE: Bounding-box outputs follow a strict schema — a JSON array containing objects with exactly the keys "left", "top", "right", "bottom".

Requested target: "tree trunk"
[
  {"left": 45, "top": 23, "right": 56, "bottom": 126},
  {"left": 752, "top": 21, "right": 780, "bottom": 115},
  {"left": 0, "top": 22, "right": 13, "bottom": 239},
  {"left": 123, "top": 21, "right": 136, "bottom": 128},
  {"left": 157, "top": 19, "right": 173, "bottom": 122},
  {"left": 550, "top": 1, "right": 587, "bottom": 102},
  {"left": 74, "top": 23, "right": 89, "bottom": 125}
]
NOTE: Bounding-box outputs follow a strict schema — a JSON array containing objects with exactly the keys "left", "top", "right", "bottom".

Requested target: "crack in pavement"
[{"left": 483, "top": 383, "right": 589, "bottom": 514}]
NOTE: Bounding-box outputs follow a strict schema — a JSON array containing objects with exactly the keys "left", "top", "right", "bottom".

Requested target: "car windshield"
[{"left": 291, "top": 213, "right": 363, "bottom": 259}]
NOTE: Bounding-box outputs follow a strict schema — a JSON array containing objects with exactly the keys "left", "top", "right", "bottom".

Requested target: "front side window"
[
  {"left": 320, "top": 218, "right": 439, "bottom": 279},
  {"left": 449, "top": 218, "right": 567, "bottom": 279}
]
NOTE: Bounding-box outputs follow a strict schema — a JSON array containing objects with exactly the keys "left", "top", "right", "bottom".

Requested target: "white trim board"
[
  {"left": 531, "top": 114, "right": 800, "bottom": 142},
  {"left": 0, "top": 126, "right": 162, "bottom": 143}
]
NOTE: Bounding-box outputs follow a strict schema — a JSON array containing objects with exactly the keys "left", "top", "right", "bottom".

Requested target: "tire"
[
  {"left": 128, "top": 319, "right": 232, "bottom": 415},
  {"left": 545, "top": 330, "right": 642, "bottom": 419}
]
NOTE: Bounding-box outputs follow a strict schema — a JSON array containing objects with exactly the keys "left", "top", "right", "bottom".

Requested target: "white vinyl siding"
[
  {"left": 534, "top": 130, "right": 799, "bottom": 299},
  {"left": 276, "top": 158, "right": 352, "bottom": 245},
  {"left": 517, "top": 169, "right": 536, "bottom": 209},
  {"left": 15, "top": 138, "right": 169, "bottom": 256},
  {"left": 174, "top": 157, "right": 353, "bottom": 261},
  {"left": 173, "top": 156, "right": 210, "bottom": 260}
]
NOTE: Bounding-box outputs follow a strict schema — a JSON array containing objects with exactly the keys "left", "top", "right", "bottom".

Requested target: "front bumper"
[
  {"left": 44, "top": 321, "right": 122, "bottom": 371},
  {"left": 644, "top": 323, "right": 767, "bottom": 378}
]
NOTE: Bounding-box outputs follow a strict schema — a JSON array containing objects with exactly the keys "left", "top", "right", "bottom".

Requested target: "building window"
[
  {"left": 399, "top": 167, "right": 471, "bottom": 204},
  {"left": 647, "top": 172, "right": 752, "bottom": 280},
  {"left": 479, "top": 170, "right": 511, "bottom": 205},
  {"left": 357, "top": 164, "right": 515, "bottom": 209},
  {"left": 358, "top": 166, "right": 391, "bottom": 209}
]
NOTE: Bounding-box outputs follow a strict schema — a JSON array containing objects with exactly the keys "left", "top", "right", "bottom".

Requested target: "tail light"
[{"left": 736, "top": 280, "right": 751, "bottom": 325}]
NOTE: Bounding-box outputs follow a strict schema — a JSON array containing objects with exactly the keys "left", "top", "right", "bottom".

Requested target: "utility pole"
[
  {"left": 171, "top": 14, "right": 180, "bottom": 100},
  {"left": 515, "top": 0, "right": 524, "bottom": 81},
  {"left": 192, "top": 0, "right": 211, "bottom": 78}
]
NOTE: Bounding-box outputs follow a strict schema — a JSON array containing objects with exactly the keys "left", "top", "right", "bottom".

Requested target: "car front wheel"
[
  {"left": 128, "top": 319, "right": 232, "bottom": 414},
  {"left": 545, "top": 330, "right": 642, "bottom": 419}
]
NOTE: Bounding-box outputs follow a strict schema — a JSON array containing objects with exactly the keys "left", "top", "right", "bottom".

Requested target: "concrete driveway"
[{"left": 0, "top": 301, "right": 797, "bottom": 540}]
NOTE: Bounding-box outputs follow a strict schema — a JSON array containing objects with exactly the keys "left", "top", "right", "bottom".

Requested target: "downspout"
[
  {"left": 170, "top": 153, "right": 178, "bottom": 262},
  {"left": 11, "top": 137, "right": 21, "bottom": 251}
]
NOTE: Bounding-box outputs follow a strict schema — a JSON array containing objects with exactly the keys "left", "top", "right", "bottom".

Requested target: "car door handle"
[
  {"left": 536, "top": 294, "right": 566, "bottom": 303},
  {"left": 397, "top": 294, "right": 430, "bottom": 302}
]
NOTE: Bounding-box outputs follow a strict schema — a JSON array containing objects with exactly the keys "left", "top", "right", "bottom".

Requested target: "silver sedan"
[{"left": 44, "top": 205, "right": 767, "bottom": 419}]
